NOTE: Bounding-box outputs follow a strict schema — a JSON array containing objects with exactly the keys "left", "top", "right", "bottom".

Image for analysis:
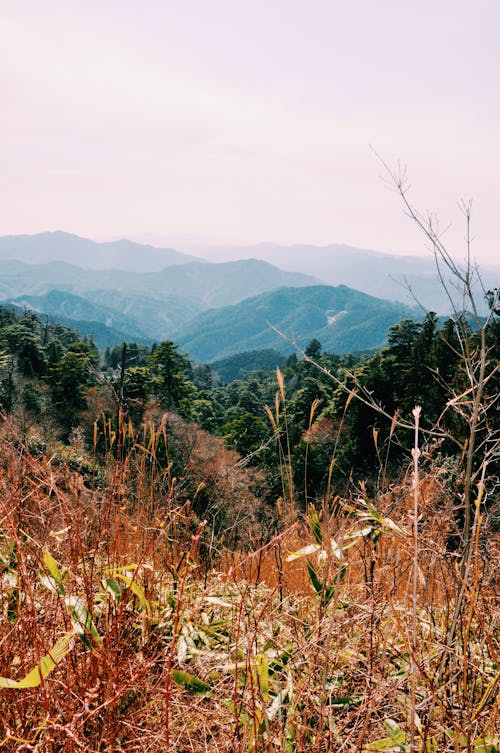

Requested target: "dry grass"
[{"left": 0, "top": 419, "right": 498, "bottom": 753}]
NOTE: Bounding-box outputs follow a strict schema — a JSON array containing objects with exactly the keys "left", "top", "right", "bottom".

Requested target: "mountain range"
[
  {"left": 0, "top": 231, "right": 202, "bottom": 272},
  {"left": 176, "top": 241, "right": 500, "bottom": 313},
  {"left": 1, "top": 231, "right": 494, "bottom": 361}
]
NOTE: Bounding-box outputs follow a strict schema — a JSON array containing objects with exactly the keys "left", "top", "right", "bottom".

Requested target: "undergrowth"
[{"left": 0, "top": 409, "right": 498, "bottom": 753}]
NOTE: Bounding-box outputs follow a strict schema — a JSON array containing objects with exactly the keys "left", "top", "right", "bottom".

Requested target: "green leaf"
[
  {"left": 66, "top": 596, "right": 101, "bottom": 644},
  {"left": 329, "top": 695, "right": 362, "bottom": 705},
  {"left": 43, "top": 550, "right": 65, "bottom": 595},
  {"left": 105, "top": 578, "right": 121, "bottom": 600},
  {"left": 371, "top": 527, "right": 382, "bottom": 545},
  {"left": 384, "top": 719, "right": 405, "bottom": 739},
  {"left": 0, "top": 632, "right": 73, "bottom": 689},
  {"left": 308, "top": 506, "right": 323, "bottom": 545},
  {"left": 285, "top": 722, "right": 295, "bottom": 753},
  {"left": 306, "top": 560, "right": 323, "bottom": 595},
  {"left": 367, "top": 736, "right": 403, "bottom": 751},
  {"left": 112, "top": 572, "right": 150, "bottom": 614},
  {"left": 256, "top": 653, "right": 269, "bottom": 701},
  {"left": 336, "top": 562, "right": 348, "bottom": 583},
  {"left": 323, "top": 585, "right": 337, "bottom": 605},
  {"left": 171, "top": 669, "right": 210, "bottom": 694},
  {"left": 367, "top": 719, "right": 406, "bottom": 751}
]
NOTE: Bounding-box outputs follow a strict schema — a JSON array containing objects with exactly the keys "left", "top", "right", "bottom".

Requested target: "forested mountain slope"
[
  {"left": 1, "top": 254, "right": 320, "bottom": 346},
  {"left": 172, "top": 284, "right": 419, "bottom": 361}
]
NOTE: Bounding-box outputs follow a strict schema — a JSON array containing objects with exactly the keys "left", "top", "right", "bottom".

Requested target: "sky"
[{"left": 1, "top": 0, "right": 499, "bottom": 263}]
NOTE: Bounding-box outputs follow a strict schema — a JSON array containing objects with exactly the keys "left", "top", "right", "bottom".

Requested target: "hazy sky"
[{"left": 1, "top": 1, "right": 499, "bottom": 262}]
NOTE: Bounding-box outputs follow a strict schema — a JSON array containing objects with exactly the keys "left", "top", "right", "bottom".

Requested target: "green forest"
[
  {"left": 0, "top": 282, "right": 499, "bottom": 751},
  {"left": 1, "top": 300, "right": 498, "bottom": 527}
]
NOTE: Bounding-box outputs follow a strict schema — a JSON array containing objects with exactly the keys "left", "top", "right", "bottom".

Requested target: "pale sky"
[{"left": 1, "top": 0, "right": 499, "bottom": 263}]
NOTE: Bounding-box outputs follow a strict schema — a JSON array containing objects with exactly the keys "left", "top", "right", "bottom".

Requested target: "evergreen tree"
[
  {"left": 148, "top": 340, "right": 193, "bottom": 415},
  {"left": 48, "top": 344, "right": 95, "bottom": 432}
]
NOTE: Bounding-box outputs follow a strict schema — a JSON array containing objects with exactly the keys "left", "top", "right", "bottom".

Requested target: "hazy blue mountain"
[
  {"left": 0, "top": 249, "right": 317, "bottom": 304},
  {"left": 0, "top": 259, "right": 139, "bottom": 298},
  {"left": 138, "top": 259, "right": 320, "bottom": 306},
  {"left": 171, "top": 285, "right": 419, "bottom": 362},
  {"left": 3, "top": 232, "right": 496, "bottom": 314},
  {"left": 186, "top": 242, "right": 499, "bottom": 313},
  {"left": 0, "top": 253, "right": 320, "bottom": 347},
  {"left": 6, "top": 232, "right": 482, "bottom": 359},
  {"left": 0, "top": 231, "right": 202, "bottom": 272}
]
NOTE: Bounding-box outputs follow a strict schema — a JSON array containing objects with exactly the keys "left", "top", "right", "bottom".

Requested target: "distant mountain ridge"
[
  {"left": 137, "top": 259, "right": 320, "bottom": 307},
  {"left": 0, "top": 231, "right": 203, "bottom": 272},
  {"left": 0, "top": 235, "right": 321, "bottom": 349},
  {"left": 179, "top": 241, "right": 500, "bottom": 313},
  {"left": 0, "top": 251, "right": 317, "bottom": 310}
]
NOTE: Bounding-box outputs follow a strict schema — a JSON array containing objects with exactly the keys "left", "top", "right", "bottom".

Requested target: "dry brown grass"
[{"left": 0, "top": 419, "right": 498, "bottom": 752}]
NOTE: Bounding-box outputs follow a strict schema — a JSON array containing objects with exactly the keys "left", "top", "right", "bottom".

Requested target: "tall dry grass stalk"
[{"left": 410, "top": 405, "right": 421, "bottom": 753}]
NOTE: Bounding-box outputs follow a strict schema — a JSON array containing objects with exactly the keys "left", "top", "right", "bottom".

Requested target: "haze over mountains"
[
  {"left": 1, "top": 231, "right": 496, "bottom": 360},
  {"left": 178, "top": 241, "right": 500, "bottom": 313},
  {"left": 0, "top": 231, "right": 202, "bottom": 272}
]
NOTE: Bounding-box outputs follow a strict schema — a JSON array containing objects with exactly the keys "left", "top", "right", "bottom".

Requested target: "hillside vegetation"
[{"left": 0, "top": 263, "right": 498, "bottom": 750}]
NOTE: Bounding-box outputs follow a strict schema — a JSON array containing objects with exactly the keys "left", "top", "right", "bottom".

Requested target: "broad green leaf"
[
  {"left": 0, "top": 632, "right": 73, "bottom": 689},
  {"left": 367, "top": 736, "right": 404, "bottom": 751},
  {"left": 112, "top": 573, "right": 150, "bottom": 614},
  {"left": 324, "top": 585, "right": 337, "bottom": 605},
  {"left": 108, "top": 563, "right": 139, "bottom": 573},
  {"left": 285, "top": 722, "right": 295, "bottom": 753},
  {"left": 329, "top": 695, "right": 362, "bottom": 705},
  {"left": 42, "top": 551, "right": 65, "bottom": 595},
  {"left": 308, "top": 507, "right": 323, "bottom": 545},
  {"left": 256, "top": 653, "right": 269, "bottom": 701},
  {"left": 66, "top": 596, "right": 101, "bottom": 644},
  {"left": 171, "top": 669, "right": 210, "bottom": 694},
  {"left": 335, "top": 562, "right": 348, "bottom": 585},
  {"left": 306, "top": 561, "right": 323, "bottom": 595},
  {"left": 104, "top": 578, "right": 121, "bottom": 600},
  {"left": 384, "top": 719, "right": 405, "bottom": 739},
  {"left": 367, "top": 719, "right": 406, "bottom": 751}
]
